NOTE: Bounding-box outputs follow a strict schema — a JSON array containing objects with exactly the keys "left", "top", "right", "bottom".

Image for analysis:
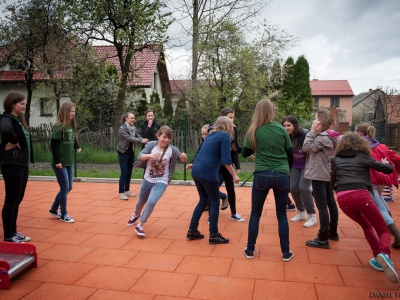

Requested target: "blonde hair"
[
  {"left": 245, "top": 99, "right": 275, "bottom": 151},
  {"left": 201, "top": 124, "right": 209, "bottom": 132},
  {"left": 54, "top": 101, "right": 78, "bottom": 139},
  {"left": 355, "top": 122, "right": 376, "bottom": 138},
  {"left": 210, "top": 116, "right": 233, "bottom": 137},
  {"left": 336, "top": 132, "right": 371, "bottom": 155},
  {"left": 315, "top": 109, "right": 334, "bottom": 134}
]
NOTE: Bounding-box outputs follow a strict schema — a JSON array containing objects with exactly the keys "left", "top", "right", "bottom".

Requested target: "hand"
[
  {"left": 180, "top": 152, "right": 187, "bottom": 163},
  {"left": 236, "top": 168, "right": 241, "bottom": 174},
  {"left": 76, "top": 148, "right": 82, "bottom": 153},
  {"left": 186, "top": 164, "right": 193, "bottom": 170},
  {"left": 381, "top": 157, "right": 389, "bottom": 164},
  {"left": 142, "top": 138, "right": 149, "bottom": 144},
  {"left": 311, "top": 120, "right": 321, "bottom": 132},
  {"left": 5, "top": 142, "right": 21, "bottom": 150},
  {"left": 233, "top": 175, "right": 240, "bottom": 184},
  {"left": 249, "top": 155, "right": 255, "bottom": 161},
  {"left": 56, "top": 163, "right": 62, "bottom": 169},
  {"left": 148, "top": 120, "right": 153, "bottom": 127}
]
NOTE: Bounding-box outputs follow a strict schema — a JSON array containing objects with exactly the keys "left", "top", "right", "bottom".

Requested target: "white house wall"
[
  {"left": 143, "top": 66, "right": 164, "bottom": 107},
  {"left": 0, "top": 83, "right": 70, "bottom": 127}
]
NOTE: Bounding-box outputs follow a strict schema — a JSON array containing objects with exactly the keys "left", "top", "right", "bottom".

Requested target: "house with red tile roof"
[
  {"left": 310, "top": 79, "right": 354, "bottom": 124},
  {"left": 0, "top": 44, "right": 170, "bottom": 126}
]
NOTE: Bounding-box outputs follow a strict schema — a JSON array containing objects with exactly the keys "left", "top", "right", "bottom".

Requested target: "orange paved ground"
[{"left": 1, "top": 180, "right": 400, "bottom": 299}]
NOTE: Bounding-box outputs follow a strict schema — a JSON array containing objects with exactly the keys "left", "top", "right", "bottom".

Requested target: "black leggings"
[
  {"left": 220, "top": 166, "right": 236, "bottom": 215},
  {"left": 1, "top": 164, "right": 29, "bottom": 239},
  {"left": 312, "top": 180, "right": 339, "bottom": 231}
]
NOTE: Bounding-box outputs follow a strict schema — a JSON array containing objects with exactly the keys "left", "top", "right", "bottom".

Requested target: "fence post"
[{"left": 184, "top": 114, "right": 187, "bottom": 181}]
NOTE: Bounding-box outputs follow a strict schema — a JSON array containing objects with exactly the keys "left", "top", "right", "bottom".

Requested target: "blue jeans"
[
  {"left": 247, "top": 170, "right": 290, "bottom": 254},
  {"left": 190, "top": 177, "right": 220, "bottom": 236},
  {"left": 371, "top": 186, "right": 393, "bottom": 225},
  {"left": 51, "top": 165, "right": 73, "bottom": 216},
  {"left": 118, "top": 152, "right": 134, "bottom": 193},
  {"left": 134, "top": 179, "right": 167, "bottom": 223}
]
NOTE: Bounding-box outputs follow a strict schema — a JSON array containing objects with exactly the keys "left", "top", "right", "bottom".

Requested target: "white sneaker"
[
  {"left": 290, "top": 211, "right": 307, "bottom": 222},
  {"left": 303, "top": 214, "right": 318, "bottom": 228},
  {"left": 119, "top": 193, "right": 128, "bottom": 200},
  {"left": 124, "top": 191, "right": 136, "bottom": 197},
  {"left": 231, "top": 213, "right": 245, "bottom": 222}
]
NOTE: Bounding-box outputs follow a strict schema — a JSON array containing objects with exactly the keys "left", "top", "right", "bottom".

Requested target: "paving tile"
[
  {"left": 40, "top": 244, "right": 94, "bottom": 262},
  {"left": 14, "top": 227, "right": 58, "bottom": 242},
  {"left": 315, "top": 284, "right": 380, "bottom": 300},
  {"left": 130, "top": 270, "right": 198, "bottom": 297},
  {"left": 307, "top": 248, "right": 362, "bottom": 266},
  {"left": 76, "top": 265, "right": 145, "bottom": 291},
  {"left": 44, "top": 230, "right": 96, "bottom": 245},
  {"left": 20, "top": 282, "right": 96, "bottom": 300},
  {"left": 0, "top": 280, "right": 42, "bottom": 300},
  {"left": 83, "top": 223, "right": 127, "bottom": 235},
  {"left": 259, "top": 245, "right": 309, "bottom": 263},
  {"left": 211, "top": 241, "right": 254, "bottom": 259},
  {"left": 164, "top": 239, "right": 215, "bottom": 256},
  {"left": 175, "top": 255, "right": 232, "bottom": 276},
  {"left": 125, "top": 251, "right": 184, "bottom": 271},
  {"left": 340, "top": 227, "right": 365, "bottom": 238},
  {"left": 85, "top": 213, "right": 126, "bottom": 224},
  {"left": 23, "top": 261, "right": 96, "bottom": 284},
  {"left": 339, "top": 265, "right": 400, "bottom": 289},
  {"left": 189, "top": 275, "right": 254, "bottom": 300},
  {"left": 80, "top": 233, "right": 132, "bottom": 248},
  {"left": 122, "top": 237, "right": 174, "bottom": 252},
  {"left": 284, "top": 262, "right": 344, "bottom": 285},
  {"left": 253, "top": 280, "right": 317, "bottom": 299},
  {"left": 88, "top": 289, "right": 155, "bottom": 300},
  {"left": 229, "top": 258, "right": 284, "bottom": 280},
  {"left": 78, "top": 248, "right": 138, "bottom": 266},
  {"left": 48, "top": 220, "right": 95, "bottom": 232}
]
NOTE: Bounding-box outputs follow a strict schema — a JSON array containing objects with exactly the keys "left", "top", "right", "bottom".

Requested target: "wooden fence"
[{"left": 31, "top": 125, "right": 209, "bottom": 152}]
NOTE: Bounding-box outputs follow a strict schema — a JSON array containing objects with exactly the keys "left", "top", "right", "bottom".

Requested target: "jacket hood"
[
  {"left": 324, "top": 130, "right": 340, "bottom": 146},
  {"left": 361, "top": 135, "right": 380, "bottom": 149},
  {"left": 335, "top": 150, "right": 357, "bottom": 158}
]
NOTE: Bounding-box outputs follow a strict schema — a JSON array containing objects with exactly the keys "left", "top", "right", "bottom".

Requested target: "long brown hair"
[
  {"left": 245, "top": 99, "right": 275, "bottom": 151},
  {"left": 335, "top": 132, "right": 371, "bottom": 155},
  {"left": 54, "top": 101, "right": 78, "bottom": 139},
  {"left": 315, "top": 109, "right": 334, "bottom": 134},
  {"left": 3, "top": 91, "right": 29, "bottom": 129},
  {"left": 120, "top": 112, "right": 134, "bottom": 125},
  {"left": 282, "top": 115, "right": 303, "bottom": 150}
]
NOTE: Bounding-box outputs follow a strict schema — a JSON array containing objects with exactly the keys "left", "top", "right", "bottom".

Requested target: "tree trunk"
[{"left": 192, "top": 0, "right": 199, "bottom": 94}]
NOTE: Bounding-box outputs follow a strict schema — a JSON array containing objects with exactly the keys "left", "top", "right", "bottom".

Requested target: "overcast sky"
[{"left": 165, "top": 0, "right": 400, "bottom": 95}]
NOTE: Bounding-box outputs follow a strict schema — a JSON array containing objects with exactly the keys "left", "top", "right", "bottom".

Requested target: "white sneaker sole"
[
  {"left": 376, "top": 254, "right": 399, "bottom": 283},
  {"left": 303, "top": 221, "right": 318, "bottom": 228}
]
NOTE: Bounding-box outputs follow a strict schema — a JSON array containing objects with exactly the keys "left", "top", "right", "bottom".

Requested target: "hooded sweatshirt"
[
  {"left": 362, "top": 136, "right": 400, "bottom": 187},
  {"left": 302, "top": 129, "right": 340, "bottom": 182}
]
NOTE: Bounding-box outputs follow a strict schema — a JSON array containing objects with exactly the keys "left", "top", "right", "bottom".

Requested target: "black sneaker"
[
  {"left": 286, "top": 204, "right": 296, "bottom": 211},
  {"left": 243, "top": 248, "right": 254, "bottom": 259},
  {"left": 187, "top": 230, "right": 205, "bottom": 240},
  {"left": 4, "top": 235, "right": 25, "bottom": 243},
  {"left": 15, "top": 232, "right": 31, "bottom": 242},
  {"left": 282, "top": 251, "right": 294, "bottom": 262},
  {"left": 48, "top": 209, "right": 61, "bottom": 218},
  {"left": 209, "top": 233, "right": 229, "bottom": 244},
  {"left": 305, "top": 237, "right": 330, "bottom": 249}
]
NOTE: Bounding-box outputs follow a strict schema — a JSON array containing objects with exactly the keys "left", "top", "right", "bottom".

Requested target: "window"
[
  {"left": 40, "top": 98, "right": 53, "bottom": 116},
  {"left": 314, "top": 97, "right": 319, "bottom": 107},
  {"left": 330, "top": 97, "right": 340, "bottom": 107},
  {"left": 153, "top": 73, "right": 157, "bottom": 90}
]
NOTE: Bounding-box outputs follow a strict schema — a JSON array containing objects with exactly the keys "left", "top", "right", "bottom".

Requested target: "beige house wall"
[{"left": 314, "top": 95, "right": 353, "bottom": 123}]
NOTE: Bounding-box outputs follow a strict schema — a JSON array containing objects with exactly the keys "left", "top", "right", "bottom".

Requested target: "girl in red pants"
[{"left": 331, "top": 132, "right": 398, "bottom": 283}]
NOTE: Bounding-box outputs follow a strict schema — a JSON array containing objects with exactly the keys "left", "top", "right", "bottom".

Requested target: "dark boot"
[
  {"left": 388, "top": 223, "right": 400, "bottom": 249},
  {"left": 328, "top": 223, "right": 339, "bottom": 241},
  {"left": 306, "top": 230, "right": 330, "bottom": 249}
]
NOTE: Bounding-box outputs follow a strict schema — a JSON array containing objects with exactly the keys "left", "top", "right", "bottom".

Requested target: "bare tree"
[
  {"left": 374, "top": 86, "right": 400, "bottom": 124},
  {"left": 172, "top": 0, "right": 271, "bottom": 93}
]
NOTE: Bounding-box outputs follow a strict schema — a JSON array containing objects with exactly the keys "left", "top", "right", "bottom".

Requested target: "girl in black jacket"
[
  {"left": 0, "top": 91, "right": 33, "bottom": 243},
  {"left": 331, "top": 132, "right": 398, "bottom": 283},
  {"left": 139, "top": 109, "right": 160, "bottom": 149}
]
